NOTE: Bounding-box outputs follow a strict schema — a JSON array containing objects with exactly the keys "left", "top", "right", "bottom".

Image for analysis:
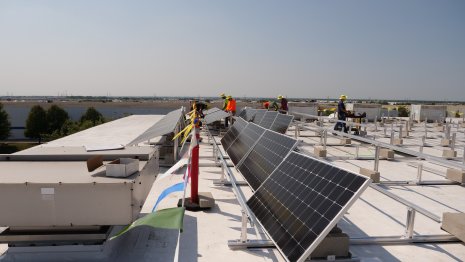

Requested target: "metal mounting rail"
[
  {"left": 369, "top": 184, "right": 441, "bottom": 223},
  {"left": 203, "top": 125, "right": 258, "bottom": 228},
  {"left": 292, "top": 112, "right": 372, "bottom": 128},
  {"left": 295, "top": 120, "right": 465, "bottom": 171},
  {"left": 350, "top": 235, "right": 459, "bottom": 245},
  {"left": 294, "top": 121, "right": 447, "bottom": 236},
  {"left": 228, "top": 234, "right": 459, "bottom": 249}
]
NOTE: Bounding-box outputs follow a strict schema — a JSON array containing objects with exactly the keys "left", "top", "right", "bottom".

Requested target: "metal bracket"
[
  {"left": 404, "top": 207, "right": 416, "bottom": 239},
  {"left": 228, "top": 239, "right": 274, "bottom": 250}
]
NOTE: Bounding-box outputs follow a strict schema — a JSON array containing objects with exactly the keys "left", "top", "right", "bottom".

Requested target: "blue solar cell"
[
  {"left": 247, "top": 152, "right": 370, "bottom": 262},
  {"left": 238, "top": 130, "right": 297, "bottom": 190},
  {"left": 258, "top": 111, "right": 278, "bottom": 129},
  {"left": 226, "top": 123, "right": 266, "bottom": 165},
  {"left": 252, "top": 109, "right": 267, "bottom": 124},
  {"left": 270, "top": 114, "right": 294, "bottom": 134},
  {"left": 220, "top": 117, "right": 248, "bottom": 151}
]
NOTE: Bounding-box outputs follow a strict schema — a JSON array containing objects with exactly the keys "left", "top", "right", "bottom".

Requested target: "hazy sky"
[{"left": 1, "top": 1, "right": 464, "bottom": 100}]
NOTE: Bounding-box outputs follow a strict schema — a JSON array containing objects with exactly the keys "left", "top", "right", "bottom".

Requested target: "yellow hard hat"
[
  {"left": 340, "top": 95, "right": 347, "bottom": 100},
  {"left": 227, "top": 95, "right": 232, "bottom": 99},
  {"left": 277, "top": 95, "right": 283, "bottom": 100},
  {"left": 220, "top": 93, "right": 226, "bottom": 98}
]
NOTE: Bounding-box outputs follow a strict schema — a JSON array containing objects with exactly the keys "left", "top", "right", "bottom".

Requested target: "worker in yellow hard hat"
[
  {"left": 220, "top": 93, "right": 230, "bottom": 127},
  {"left": 225, "top": 95, "right": 236, "bottom": 127},
  {"left": 220, "top": 93, "right": 228, "bottom": 110},
  {"left": 277, "top": 95, "right": 288, "bottom": 113},
  {"left": 190, "top": 100, "right": 209, "bottom": 118},
  {"left": 334, "top": 94, "right": 348, "bottom": 133}
]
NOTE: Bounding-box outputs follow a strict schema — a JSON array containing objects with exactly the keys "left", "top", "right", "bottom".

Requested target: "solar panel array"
[
  {"left": 244, "top": 108, "right": 257, "bottom": 121},
  {"left": 220, "top": 117, "right": 248, "bottom": 151},
  {"left": 203, "top": 107, "right": 221, "bottom": 115},
  {"left": 238, "top": 130, "right": 298, "bottom": 191},
  {"left": 247, "top": 152, "right": 370, "bottom": 262},
  {"left": 270, "top": 114, "right": 294, "bottom": 134},
  {"left": 238, "top": 108, "right": 247, "bottom": 119},
  {"left": 128, "top": 108, "right": 184, "bottom": 145},
  {"left": 205, "top": 109, "right": 230, "bottom": 124},
  {"left": 252, "top": 109, "right": 267, "bottom": 124},
  {"left": 258, "top": 111, "right": 279, "bottom": 129},
  {"left": 226, "top": 123, "right": 266, "bottom": 165}
]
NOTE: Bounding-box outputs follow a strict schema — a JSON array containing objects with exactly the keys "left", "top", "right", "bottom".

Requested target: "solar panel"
[
  {"left": 220, "top": 117, "right": 248, "bottom": 151},
  {"left": 252, "top": 109, "right": 267, "bottom": 124},
  {"left": 238, "top": 108, "right": 247, "bottom": 119},
  {"left": 245, "top": 108, "right": 257, "bottom": 121},
  {"left": 128, "top": 108, "right": 183, "bottom": 145},
  {"left": 204, "top": 109, "right": 230, "bottom": 124},
  {"left": 226, "top": 123, "right": 266, "bottom": 165},
  {"left": 238, "top": 130, "right": 298, "bottom": 191},
  {"left": 270, "top": 114, "right": 294, "bottom": 134},
  {"left": 247, "top": 152, "right": 370, "bottom": 262},
  {"left": 238, "top": 107, "right": 257, "bottom": 121},
  {"left": 258, "top": 111, "right": 279, "bottom": 129},
  {"left": 204, "top": 107, "right": 221, "bottom": 115}
]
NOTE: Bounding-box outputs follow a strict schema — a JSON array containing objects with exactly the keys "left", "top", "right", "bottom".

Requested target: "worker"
[
  {"left": 220, "top": 93, "right": 228, "bottom": 111},
  {"left": 277, "top": 95, "right": 288, "bottom": 113},
  {"left": 190, "top": 100, "right": 209, "bottom": 118},
  {"left": 225, "top": 95, "right": 236, "bottom": 127},
  {"left": 334, "top": 95, "right": 348, "bottom": 133},
  {"left": 220, "top": 93, "right": 230, "bottom": 127},
  {"left": 262, "top": 101, "right": 270, "bottom": 109},
  {"left": 270, "top": 100, "right": 279, "bottom": 111}
]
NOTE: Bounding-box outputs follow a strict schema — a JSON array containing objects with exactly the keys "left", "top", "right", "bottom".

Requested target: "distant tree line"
[
  {"left": 24, "top": 105, "right": 105, "bottom": 142},
  {"left": 0, "top": 103, "right": 105, "bottom": 143},
  {"left": 0, "top": 103, "right": 11, "bottom": 140}
]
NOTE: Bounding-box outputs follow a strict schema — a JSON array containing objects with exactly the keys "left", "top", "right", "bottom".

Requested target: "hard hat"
[
  {"left": 277, "top": 95, "right": 283, "bottom": 100},
  {"left": 340, "top": 95, "right": 347, "bottom": 100},
  {"left": 220, "top": 93, "right": 226, "bottom": 98},
  {"left": 227, "top": 95, "right": 232, "bottom": 99}
]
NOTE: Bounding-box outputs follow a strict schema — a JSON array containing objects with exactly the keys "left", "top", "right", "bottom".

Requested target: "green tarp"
[{"left": 110, "top": 207, "right": 186, "bottom": 240}]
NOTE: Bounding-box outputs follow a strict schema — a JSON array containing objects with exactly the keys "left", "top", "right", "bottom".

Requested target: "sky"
[{"left": 0, "top": 1, "right": 464, "bottom": 100}]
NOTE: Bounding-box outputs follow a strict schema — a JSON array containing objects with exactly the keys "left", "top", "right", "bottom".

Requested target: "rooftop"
[{"left": 1, "top": 110, "right": 465, "bottom": 261}]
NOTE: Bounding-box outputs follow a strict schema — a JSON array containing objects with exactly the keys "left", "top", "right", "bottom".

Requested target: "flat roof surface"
[
  {"left": 41, "top": 115, "right": 164, "bottom": 148},
  {"left": 140, "top": 118, "right": 465, "bottom": 261},
  {"left": 12, "top": 145, "right": 156, "bottom": 159},
  {"left": 0, "top": 160, "right": 149, "bottom": 184},
  {"left": 1, "top": 117, "right": 465, "bottom": 261}
]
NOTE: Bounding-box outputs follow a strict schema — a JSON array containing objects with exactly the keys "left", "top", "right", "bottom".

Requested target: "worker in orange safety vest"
[{"left": 225, "top": 95, "right": 236, "bottom": 127}]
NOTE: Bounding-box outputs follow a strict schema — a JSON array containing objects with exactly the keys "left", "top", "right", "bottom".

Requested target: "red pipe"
[{"left": 190, "top": 126, "right": 200, "bottom": 204}]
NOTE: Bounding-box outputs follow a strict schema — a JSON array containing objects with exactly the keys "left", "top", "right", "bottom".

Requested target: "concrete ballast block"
[
  {"left": 380, "top": 148, "right": 395, "bottom": 160},
  {"left": 446, "top": 168, "right": 465, "bottom": 184},
  {"left": 311, "top": 232, "right": 349, "bottom": 259},
  {"left": 441, "top": 139, "right": 451, "bottom": 146},
  {"left": 340, "top": 138, "right": 351, "bottom": 146},
  {"left": 392, "top": 138, "right": 403, "bottom": 145},
  {"left": 442, "top": 149, "right": 457, "bottom": 159},
  {"left": 442, "top": 212, "right": 465, "bottom": 243},
  {"left": 314, "top": 146, "right": 327, "bottom": 158},
  {"left": 199, "top": 192, "right": 215, "bottom": 208},
  {"left": 359, "top": 167, "right": 380, "bottom": 183}
]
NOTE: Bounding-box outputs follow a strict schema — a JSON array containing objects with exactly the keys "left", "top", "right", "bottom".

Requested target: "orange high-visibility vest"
[
  {"left": 226, "top": 99, "right": 236, "bottom": 112},
  {"left": 263, "top": 101, "right": 270, "bottom": 109}
]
